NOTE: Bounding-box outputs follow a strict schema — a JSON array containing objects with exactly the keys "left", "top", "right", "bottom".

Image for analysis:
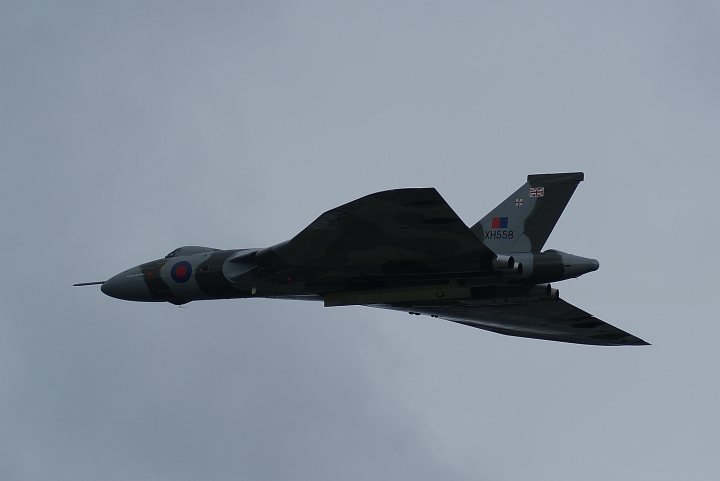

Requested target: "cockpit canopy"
[{"left": 164, "top": 246, "right": 219, "bottom": 258}]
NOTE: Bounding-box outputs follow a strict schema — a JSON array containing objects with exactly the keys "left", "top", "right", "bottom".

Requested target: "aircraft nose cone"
[
  {"left": 590, "top": 259, "right": 600, "bottom": 271},
  {"left": 101, "top": 268, "right": 153, "bottom": 301}
]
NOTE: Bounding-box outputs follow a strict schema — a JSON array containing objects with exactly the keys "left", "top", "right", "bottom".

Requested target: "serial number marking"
[{"left": 484, "top": 230, "right": 514, "bottom": 240}]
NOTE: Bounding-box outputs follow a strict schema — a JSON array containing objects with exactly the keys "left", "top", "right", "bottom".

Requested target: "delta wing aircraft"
[{"left": 76, "top": 172, "right": 647, "bottom": 346}]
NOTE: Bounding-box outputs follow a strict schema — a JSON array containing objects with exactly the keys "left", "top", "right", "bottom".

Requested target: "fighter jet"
[{"left": 75, "top": 172, "right": 647, "bottom": 346}]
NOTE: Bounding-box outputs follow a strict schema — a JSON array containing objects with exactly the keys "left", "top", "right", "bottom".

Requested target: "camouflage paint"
[{"left": 92, "top": 173, "right": 646, "bottom": 346}]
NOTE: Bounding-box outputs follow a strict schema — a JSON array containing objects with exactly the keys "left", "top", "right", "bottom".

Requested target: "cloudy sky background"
[{"left": 2, "top": 1, "right": 719, "bottom": 479}]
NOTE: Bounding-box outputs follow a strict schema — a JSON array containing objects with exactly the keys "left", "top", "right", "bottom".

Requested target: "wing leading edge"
[{"left": 376, "top": 298, "right": 648, "bottom": 346}]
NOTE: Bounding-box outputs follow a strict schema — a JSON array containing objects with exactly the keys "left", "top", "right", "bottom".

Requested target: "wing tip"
[{"left": 615, "top": 335, "right": 650, "bottom": 346}]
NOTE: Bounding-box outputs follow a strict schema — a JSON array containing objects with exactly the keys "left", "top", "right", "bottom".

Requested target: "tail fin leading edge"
[{"left": 471, "top": 172, "right": 584, "bottom": 254}]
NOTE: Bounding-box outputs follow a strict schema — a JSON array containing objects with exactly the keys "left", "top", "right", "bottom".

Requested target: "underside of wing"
[
  {"left": 378, "top": 298, "right": 648, "bottom": 346},
  {"left": 269, "top": 188, "right": 494, "bottom": 274}
]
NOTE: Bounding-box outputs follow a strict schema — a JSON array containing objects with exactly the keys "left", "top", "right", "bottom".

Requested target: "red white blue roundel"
[{"left": 170, "top": 261, "right": 192, "bottom": 283}]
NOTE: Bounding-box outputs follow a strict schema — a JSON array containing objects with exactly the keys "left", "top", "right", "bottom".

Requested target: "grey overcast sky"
[{"left": 1, "top": 1, "right": 719, "bottom": 479}]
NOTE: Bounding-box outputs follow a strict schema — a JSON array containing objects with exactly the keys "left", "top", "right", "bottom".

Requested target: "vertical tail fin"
[{"left": 471, "top": 172, "right": 584, "bottom": 253}]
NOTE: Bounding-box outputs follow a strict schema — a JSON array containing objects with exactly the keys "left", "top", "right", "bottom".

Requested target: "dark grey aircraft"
[{"left": 76, "top": 172, "right": 647, "bottom": 346}]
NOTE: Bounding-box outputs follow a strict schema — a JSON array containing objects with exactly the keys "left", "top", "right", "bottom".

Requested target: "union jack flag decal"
[{"left": 529, "top": 187, "right": 544, "bottom": 198}]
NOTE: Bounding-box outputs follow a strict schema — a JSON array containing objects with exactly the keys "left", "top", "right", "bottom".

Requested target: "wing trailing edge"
[{"left": 375, "top": 297, "right": 648, "bottom": 346}]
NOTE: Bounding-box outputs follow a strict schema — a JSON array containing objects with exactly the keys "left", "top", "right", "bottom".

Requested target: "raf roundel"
[{"left": 170, "top": 261, "right": 193, "bottom": 283}]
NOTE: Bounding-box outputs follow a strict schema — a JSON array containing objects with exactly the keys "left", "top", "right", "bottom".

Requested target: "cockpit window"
[{"left": 165, "top": 246, "right": 219, "bottom": 258}]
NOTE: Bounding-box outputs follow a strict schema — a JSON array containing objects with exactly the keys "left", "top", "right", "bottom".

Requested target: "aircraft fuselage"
[{"left": 100, "top": 245, "right": 598, "bottom": 305}]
